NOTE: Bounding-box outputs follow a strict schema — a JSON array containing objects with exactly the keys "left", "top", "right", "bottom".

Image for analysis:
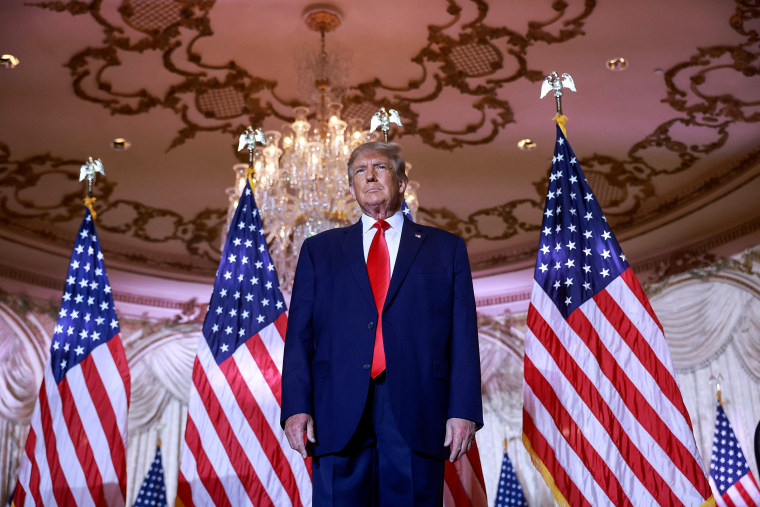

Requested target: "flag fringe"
[{"left": 522, "top": 432, "right": 570, "bottom": 507}]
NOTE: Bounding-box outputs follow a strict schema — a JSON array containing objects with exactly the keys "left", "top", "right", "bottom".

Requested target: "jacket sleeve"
[
  {"left": 280, "top": 239, "right": 316, "bottom": 426},
  {"left": 446, "top": 236, "right": 484, "bottom": 427}
]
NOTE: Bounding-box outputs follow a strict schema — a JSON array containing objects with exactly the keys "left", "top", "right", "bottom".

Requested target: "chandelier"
[{"left": 227, "top": 5, "right": 420, "bottom": 295}]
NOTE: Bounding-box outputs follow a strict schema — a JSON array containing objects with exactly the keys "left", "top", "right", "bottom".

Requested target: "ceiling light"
[
  {"left": 518, "top": 138, "right": 536, "bottom": 151},
  {"left": 1, "top": 54, "right": 20, "bottom": 69},
  {"left": 606, "top": 57, "right": 628, "bottom": 71},
  {"left": 111, "top": 138, "right": 131, "bottom": 151}
]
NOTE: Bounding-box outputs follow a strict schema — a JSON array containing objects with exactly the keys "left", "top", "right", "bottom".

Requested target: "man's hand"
[
  {"left": 284, "top": 413, "right": 315, "bottom": 459},
  {"left": 444, "top": 417, "right": 476, "bottom": 463}
]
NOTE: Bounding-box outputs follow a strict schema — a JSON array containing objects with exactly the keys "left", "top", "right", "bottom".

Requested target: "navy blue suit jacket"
[{"left": 281, "top": 218, "right": 482, "bottom": 459}]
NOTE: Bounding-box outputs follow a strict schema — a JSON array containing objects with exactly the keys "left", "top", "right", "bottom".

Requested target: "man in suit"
[{"left": 281, "top": 142, "right": 482, "bottom": 506}]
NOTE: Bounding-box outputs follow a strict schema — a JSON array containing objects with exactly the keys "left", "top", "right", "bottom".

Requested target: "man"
[{"left": 282, "top": 142, "right": 482, "bottom": 506}]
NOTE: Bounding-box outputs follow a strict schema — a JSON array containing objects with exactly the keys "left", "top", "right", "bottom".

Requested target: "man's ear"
[
  {"left": 398, "top": 178, "right": 408, "bottom": 195},
  {"left": 349, "top": 182, "right": 357, "bottom": 200}
]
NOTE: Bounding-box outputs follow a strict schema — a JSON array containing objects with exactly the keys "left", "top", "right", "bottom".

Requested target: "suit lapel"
[
  {"left": 384, "top": 221, "right": 425, "bottom": 311},
  {"left": 341, "top": 221, "right": 376, "bottom": 309}
]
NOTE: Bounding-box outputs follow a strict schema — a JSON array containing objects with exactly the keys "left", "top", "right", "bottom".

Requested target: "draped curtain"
[{"left": 0, "top": 252, "right": 759, "bottom": 505}]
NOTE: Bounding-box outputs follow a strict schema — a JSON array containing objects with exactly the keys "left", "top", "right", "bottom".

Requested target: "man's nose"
[{"left": 365, "top": 167, "right": 377, "bottom": 180}]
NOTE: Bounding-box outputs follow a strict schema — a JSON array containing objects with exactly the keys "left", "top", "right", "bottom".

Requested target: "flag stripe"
[
  {"left": 528, "top": 305, "right": 680, "bottom": 505},
  {"left": 524, "top": 355, "right": 634, "bottom": 507},
  {"left": 58, "top": 377, "right": 105, "bottom": 505},
  {"left": 274, "top": 313, "right": 287, "bottom": 346},
  {"left": 245, "top": 330, "right": 283, "bottom": 405},
  {"left": 594, "top": 285, "right": 693, "bottom": 431},
  {"left": 532, "top": 284, "right": 703, "bottom": 502},
  {"left": 522, "top": 409, "right": 590, "bottom": 507},
  {"left": 79, "top": 352, "right": 126, "bottom": 497},
  {"left": 38, "top": 380, "right": 76, "bottom": 507},
  {"left": 182, "top": 414, "right": 233, "bottom": 507},
  {"left": 453, "top": 449, "right": 488, "bottom": 507},
  {"left": 444, "top": 459, "right": 472, "bottom": 507},
  {"left": 192, "top": 355, "right": 273, "bottom": 506},
  {"left": 21, "top": 427, "right": 41, "bottom": 506},
  {"left": 223, "top": 348, "right": 303, "bottom": 507},
  {"left": 619, "top": 268, "right": 663, "bottom": 333}
]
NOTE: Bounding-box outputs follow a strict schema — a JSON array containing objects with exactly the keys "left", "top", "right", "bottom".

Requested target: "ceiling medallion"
[
  {"left": 1, "top": 54, "right": 20, "bottom": 69},
  {"left": 606, "top": 57, "right": 628, "bottom": 71}
]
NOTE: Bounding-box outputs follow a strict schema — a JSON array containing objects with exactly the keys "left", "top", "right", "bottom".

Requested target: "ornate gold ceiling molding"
[
  {"left": 0, "top": 141, "right": 224, "bottom": 268},
  {"left": 420, "top": 0, "right": 760, "bottom": 242},
  {"left": 30, "top": 0, "right": 596, "bottom": 151}
]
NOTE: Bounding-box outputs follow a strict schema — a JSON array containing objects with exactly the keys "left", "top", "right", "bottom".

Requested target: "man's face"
[{"left": 349, "top": 151, "right": 407, "bottom": 215}]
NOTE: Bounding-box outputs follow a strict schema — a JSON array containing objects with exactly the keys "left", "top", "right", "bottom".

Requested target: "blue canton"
[
  {"left": 494, "top": 447, "right": 527, "bottom": 507},
  {"left": 710, "top": 401, "right": 752, "bottom": 495},
  {"left": 203, "top": 182, "right": 286, "bottom": 364},
  {"left": 50, "top": 210, "right": 119, "bottom": 383},
  {"left": 133, "top": 445, "right": 167, "bottom": 507},
  {"left": 534, "top": 126, "right": 629, "bottom": 317}
]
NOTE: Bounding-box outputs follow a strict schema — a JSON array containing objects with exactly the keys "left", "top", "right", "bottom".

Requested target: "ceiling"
[{"left": 1, "top": 0, "right": 760, "bottom": 313}]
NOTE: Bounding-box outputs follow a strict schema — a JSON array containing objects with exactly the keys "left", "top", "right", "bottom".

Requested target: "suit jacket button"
[
  {"left": 368, "top": 321, "right": 375, "bottom": 330},
  {"left": 363, "top": 364, "right": 370, "bottom": 370}
]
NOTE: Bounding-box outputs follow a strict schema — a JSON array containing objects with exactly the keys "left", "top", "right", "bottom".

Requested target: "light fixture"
[
  {"left": 226, "top": 4, "right": 420, "bottom": 295},
  {"left": 606, "top": 57, "right": 628, "bottom": 71},
  {"left": 517, "top": 138, "right": 536, "bottom": 151},
  {"left": 1, "top": 54, "right": 20, "bottom": 69},
  {"left": 110, "top": 138, "right": 131, "bottom": 151}
]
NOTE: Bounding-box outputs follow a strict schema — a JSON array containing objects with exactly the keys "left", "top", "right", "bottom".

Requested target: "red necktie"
[{"left": 367, "top": 220, "right": 390, "bottom": 378}]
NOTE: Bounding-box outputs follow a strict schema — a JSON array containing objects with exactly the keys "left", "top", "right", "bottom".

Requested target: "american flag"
[
  {"left": 402, "top": 200, "right": 487, "bottom": 507},
  {"left": 493, "top": 443, "right": 527, "bottom": 507},
  {"left": 522, "top": 124, "right": 713, "bottom": 505},
  {"left": 14, "top": 209, "right": 131, "bottom": 506},
  {"left": 133, "top": 444, "right": 167, "bottom": 507},
  {"left": 176, "top": 182, "right": 311, "bottom": 506},
  {"left": 710, "top": 399, "right": 760, "bottom": 506}
]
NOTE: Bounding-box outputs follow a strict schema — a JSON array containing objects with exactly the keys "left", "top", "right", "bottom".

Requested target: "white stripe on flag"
[
  {"left": 90, "top": 343, "right": 129, "bottom": 445},
  {"left": 454, "top": 451, "right": 488, "bottom": 507},
  {"left": 178, "top": 440, "right": 216, "bottom": 507},
  {"left": 258, "top": 322, "right": 285, "bottom": 373},
  {"left": 43, "top": 366, "right": 96, "bottom": 507},
  {"left": 531, "top": 282, "right": 704, "bottom": 501},
  {"left": 523, "top": 381, "right": 613, "bottom": 506},
  {"left": 524, "top": 322, "right": 658, "bottom": 505},
  {"left": 197, "top": 340, "right": 291, "bottom": 506},
  {"left": 738, "top": 474, "right": 760, "bottom": 501},
  {"left": 233, "top": 334, "right": 312, "bottom": 504},
  {"left": 66, "top": 365, "right": 120, "bottom": 491}
]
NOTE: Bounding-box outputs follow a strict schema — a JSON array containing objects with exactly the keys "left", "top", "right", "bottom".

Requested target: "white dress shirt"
[{"left": 360, "top": 211, "right": 405, "bottom": 276}]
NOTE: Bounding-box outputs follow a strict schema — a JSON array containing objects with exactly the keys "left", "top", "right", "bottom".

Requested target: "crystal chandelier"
[{"left": 227, "top": 5, "right": 419, "bottom": 295}]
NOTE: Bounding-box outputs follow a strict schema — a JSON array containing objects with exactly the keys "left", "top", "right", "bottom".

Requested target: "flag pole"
[
  {"left": 79, "top": 157, "right": 104, "bottom": 221},
  {"left": 539, "top": 71, "right": 576, "bottom": 136},
  {"left": 237, "top": 126, "right": 267, "bottom": 189},
  {"left": 710, "top": 372, "right": 723, "bottom": 406},
  {"left": 370, "top": 107, "right": 402, "bottom": 142}
]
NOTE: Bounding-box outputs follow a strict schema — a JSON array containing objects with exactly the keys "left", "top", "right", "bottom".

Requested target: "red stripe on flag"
[
  {"left": 58, "top": 377, "right": 105, "bottom": 505},
  {"left": 245, "top": 332, "right": 283, "bottom": 406},
  {"left": 467, "top": 443, "right": 486, "bottom": 493},
  {"left": 444, "top": 459, "right": 471, "bottom": 507},
  {"left": 274, "top": 313, "right": 287, "bottom": 342},
  {"left": 176, "top": 471, "right": 193, "bottom": 507},
  {"left": 183, "top": 415, "right": 232, "bottom": 507},
  {"left": 80, "top": 352, "right": 127, "bottom": 497},
  {"left": 567, "top": 308, "right": 707, "bottom": 497},
  {"left": 530, "top": 308, "right": 681, "bottom": 505},
  {"left": 220, "top": 352, "right": 302, "bottom": 507},
  {"left": 593, "top": 290, "right": 692, "bottom": 428},
  {"left": 108, "top": 335, "right": 131, "bottom": 401},
  {"left": 522, "top": 407, "right": 591, "bottom": 507},
  {"left": 193, "top": 361, "right": 273, "bottom": 507},
  {"left": 524, "top": 355, "right": 633, "bottom": 507},
  {"left": 619, "top": 268, "right": 663, "bottom": 333},
  {"left": 22, "top": 426, "right": 41, "bottom": 506},
  {"left": 37, "top": 381, "right": 76, "bottom": 507},
  {"left": 722, "top": 491, "right": 737, "bottom": 507},
  {"left": 733, "top": 481, "right": 754, "bottom": 506}
]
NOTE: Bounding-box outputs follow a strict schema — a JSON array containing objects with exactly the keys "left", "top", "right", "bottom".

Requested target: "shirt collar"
[{"left": 360, "top": 210, "right": 405, "bottom": 235}]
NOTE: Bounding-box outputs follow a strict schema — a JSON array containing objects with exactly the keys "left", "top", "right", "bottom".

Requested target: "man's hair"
[{"left": 347, "top": 142, "right": 408, "bottom": 186}]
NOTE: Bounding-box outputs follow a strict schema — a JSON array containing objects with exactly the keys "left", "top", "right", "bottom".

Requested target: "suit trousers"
[{"left": 312, "top": 375, "right": 445, "bottom": 506}]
